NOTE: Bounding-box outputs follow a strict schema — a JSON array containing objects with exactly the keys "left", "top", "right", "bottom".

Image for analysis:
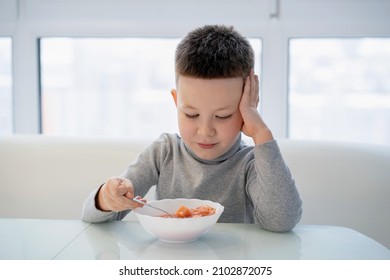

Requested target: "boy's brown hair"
[{"left": 175, "top": 24, "right": 254, "bottom": 81}]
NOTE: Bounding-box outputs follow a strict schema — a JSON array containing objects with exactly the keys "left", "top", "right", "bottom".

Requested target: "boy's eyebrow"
[
  {"left": 182, "top": 104, "right": 197, "bottom": 110},
  {"left": 216, "top": 105, "right": 236, "bottom": 111},
  {"left": 182, "top": 104, "right": 236, "bottom": 111}
]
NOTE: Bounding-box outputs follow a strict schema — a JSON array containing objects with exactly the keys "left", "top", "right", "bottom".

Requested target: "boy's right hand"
[{"left": 96, "top": 177, "right": 141, "bottom": 212}]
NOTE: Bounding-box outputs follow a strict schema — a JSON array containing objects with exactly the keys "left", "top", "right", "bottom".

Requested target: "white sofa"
[{"left": 1, "top": 135, "right": 389, "bottom": 249}]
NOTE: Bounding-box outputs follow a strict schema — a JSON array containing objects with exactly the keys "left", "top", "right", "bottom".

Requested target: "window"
[
  {"left": 288, "top": 38, "right": 390, "bottom": 145},
  {"left": 40, "top": 38, "right": 261, "bottom": 140},
  {"left": 0, "top": 37, "right": 12, "bottom": 135},
  {"left": 5, "top": 0, "right": 389, "bottom": 145}
]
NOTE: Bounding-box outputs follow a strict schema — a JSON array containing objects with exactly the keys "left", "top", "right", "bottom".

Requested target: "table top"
[
  {"left": 1, "top": 218, "right": 389, "bottom": 260},
  {"left": 0, "top": 218, "right": 89, "bottom": 259}
]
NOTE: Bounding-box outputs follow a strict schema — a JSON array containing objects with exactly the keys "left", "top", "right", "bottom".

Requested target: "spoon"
[{"left": 132, "top": 197, "right": 174, "bottom": 218}]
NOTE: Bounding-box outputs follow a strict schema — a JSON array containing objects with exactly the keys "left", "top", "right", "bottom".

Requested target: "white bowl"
[{"left": 133, "top": 198, "right": 224, "bottom": 243}]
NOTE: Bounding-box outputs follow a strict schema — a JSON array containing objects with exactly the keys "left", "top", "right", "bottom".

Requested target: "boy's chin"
[
  {"left": 196, "top": 153, "right": 218, "bottom": 161},
  {"left": 193, "top": 148, "right": 224, "bottom": 161}
]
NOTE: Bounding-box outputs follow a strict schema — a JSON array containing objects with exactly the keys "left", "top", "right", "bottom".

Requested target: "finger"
[
  {"left": 129, "top": 195, "right": 146, "bottom": 208},
  {"left": 110, "top": 197, "right": 138, "bottom": 212},
  {"left": 113, "top": 177, "right": 131, "bottom": 187},
  {"left": 124, "top": 190, "right": 135, "bottom": 199},
  {"left": 110, "top": 183, "right": 132, "bottom": 197},
  {"left": 121, "top": 195, "right": 144, "bottom": 210},
  {"left": 120, "top": 178, "right": 135, "bottom": 199},
  {"left": 254, "top": 74, "right": 259, "bottom": 106},
  {"left": 249, "top": 72, "right": 259, "bottom": 107},
  {"left": 249, "top": 70, "right": 256, "bottom": 93},
  {"left": 135, "top": 196, "right": 147, "bottom": 204},
  {"left": 103, "top": 190, "right": 139, "bottom": 211},
  {"left": 108, "top": 177, "right": 133, "bottom": 196},
  {"left": 120, "top": 178, "right": 132, "bottom": 188},
  {"left": 243, "top": 75, "right": 250, "bottom": 97}
]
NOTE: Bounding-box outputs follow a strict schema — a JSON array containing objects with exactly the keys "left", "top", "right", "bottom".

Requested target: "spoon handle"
[{"left": 132, "top": 198, "right": 173, "bottom": 218}]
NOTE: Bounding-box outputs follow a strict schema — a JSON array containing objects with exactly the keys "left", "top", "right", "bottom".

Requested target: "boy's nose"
[{"left": 198, "top": 120, "right": 216, "bottom": 137}]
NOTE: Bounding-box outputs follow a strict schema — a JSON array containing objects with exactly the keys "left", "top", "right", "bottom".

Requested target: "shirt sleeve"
[
  {"left": 80, "top": 133, "right": 170, "bottom": 223},
  {"left": 81, "top": 187, "right": 131, "bottom": 223},
  {"left": 246, "top": 140, "right": 302, "bottom": 232}
]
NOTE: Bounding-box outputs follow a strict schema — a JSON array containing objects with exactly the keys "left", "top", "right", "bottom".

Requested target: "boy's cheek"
[
  {"left": 233, "top": 113, "right": 244, "bottom": 127},
  {"left": 177, "top": 118, "right": 192, "bottom": 136}
]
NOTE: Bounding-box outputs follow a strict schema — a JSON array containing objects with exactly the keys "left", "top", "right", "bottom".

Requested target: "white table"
[
  {"left": 0, "top": 218, "right": 89, "bottom": 259},
  {"left": 1, "top": 219, "right": 389, "bottom": 260}
]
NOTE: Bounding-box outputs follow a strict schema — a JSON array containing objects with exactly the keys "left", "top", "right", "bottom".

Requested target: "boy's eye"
[
  {"left": 216, "top": 114, "right": 232, "bottom": 120},
  {"left": 185, "top": 113, "right": 199, "bottom": 119}
]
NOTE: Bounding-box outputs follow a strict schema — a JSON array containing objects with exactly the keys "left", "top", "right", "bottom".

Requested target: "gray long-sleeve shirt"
[{"left": 82, "top": 133, "right": 302, "bottom": 232}]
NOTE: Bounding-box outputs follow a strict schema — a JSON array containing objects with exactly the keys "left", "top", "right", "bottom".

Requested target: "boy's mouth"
[{"left": 198, "top": 143, "right": 216, "bottom": 149}]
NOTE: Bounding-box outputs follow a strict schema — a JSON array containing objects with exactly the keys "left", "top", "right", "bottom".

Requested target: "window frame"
[{"left": 0, "top": 36, "right": 13, "bottom": 134}]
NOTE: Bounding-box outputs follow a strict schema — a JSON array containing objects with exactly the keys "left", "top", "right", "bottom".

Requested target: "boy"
[{"left": 82, "top": 25, "right": 302, "bottom": 232}]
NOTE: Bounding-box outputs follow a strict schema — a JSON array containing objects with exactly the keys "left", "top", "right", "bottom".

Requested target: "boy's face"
[{"left": 171, "top": 76, "right": 244, "bottom": 160}]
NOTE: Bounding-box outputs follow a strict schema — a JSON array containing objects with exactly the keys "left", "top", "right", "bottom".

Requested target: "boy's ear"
[{"left": 171, "top": 89, "right": 178, "bottom": 106}]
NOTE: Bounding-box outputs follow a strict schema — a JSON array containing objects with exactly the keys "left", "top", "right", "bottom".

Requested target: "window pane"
[
  {"left": 0, "top": 37, "right": 13, "bottom": 135},
  {"left": 40, "top": 37, "right": 261, "bottom": 140},
  {"left": 289, "top": 38, "right": 390, "bottom": 145},
  {"left": 40, "top": 38, "right": 178, "bottom": 140}
]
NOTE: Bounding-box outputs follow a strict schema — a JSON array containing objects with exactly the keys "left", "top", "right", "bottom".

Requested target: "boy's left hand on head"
[{"left": 239, "top": 69, "right": 273, "bottom": 145}]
